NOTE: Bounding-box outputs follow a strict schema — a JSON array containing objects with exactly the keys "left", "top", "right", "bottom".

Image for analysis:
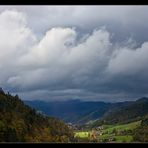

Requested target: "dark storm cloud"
[{"left": 0, "top": 6, "right": 148, "bottom": 102}]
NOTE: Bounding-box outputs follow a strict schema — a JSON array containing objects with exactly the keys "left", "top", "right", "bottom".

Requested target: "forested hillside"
[
  {"left": 94, "top": 97, "right": 148, "bottom": 125},
  {"left": 133, "top": 115, "right": 148, "bottom": 142},
  {"left": 0, "top": 89, "right": 74, "bottom": 142}
]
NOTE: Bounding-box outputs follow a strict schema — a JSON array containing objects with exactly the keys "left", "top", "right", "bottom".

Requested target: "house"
[{"left": 96, "top": 126, "right": 104, "bottom": 130}]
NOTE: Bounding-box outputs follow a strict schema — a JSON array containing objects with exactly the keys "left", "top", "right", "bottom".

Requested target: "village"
[{"left": 70, "top": 121, "right": 135, "bottom": 142}]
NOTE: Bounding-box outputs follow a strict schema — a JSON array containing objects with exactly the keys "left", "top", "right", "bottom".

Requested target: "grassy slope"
[
  {"left": 97, "top": 134, "right": 133, "bottom": 142},
  {"left": 74, "top": 120, "right": 141, "bottom": 142},
  {"left": 74, "top": 132, "right": 89, "bottom": 138},
  {"left": 103, "top": 120, "right": 141, "bottom": 134}
]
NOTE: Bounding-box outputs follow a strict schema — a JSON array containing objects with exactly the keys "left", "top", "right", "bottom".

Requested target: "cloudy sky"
[{"left": 0, "top": 5, "right": 148, "bottom": 102}]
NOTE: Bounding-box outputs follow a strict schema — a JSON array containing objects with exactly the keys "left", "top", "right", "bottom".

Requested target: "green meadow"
[{"left": 74, "top": 120, "right": 141, "bottom": 142}]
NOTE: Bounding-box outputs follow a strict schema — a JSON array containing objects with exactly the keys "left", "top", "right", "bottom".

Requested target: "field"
[
  {"left": 103, "top": 120, "right": 141, "bottom": 134},
  {"left": 74, "top": 120, "right": 141, "bottom": 142},
  {"left": 74, "top": 132, "right": 89, "bottom": 138},
  {"left": 97, "top": 134, "right": 133, "bottom": 142}
]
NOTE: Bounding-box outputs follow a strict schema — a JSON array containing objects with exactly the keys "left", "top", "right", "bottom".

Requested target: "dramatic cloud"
[
  {"left": 1, "top": 6, "right": 148, "bottom": 44},
  {"left": 0, "top": 6, "right": 148, "bottom": 102},
  {"left": 0, "top": 10, "right": 36, "bottom": 87},
  {"left": 108, "top": 43, "right": 148, "bottom": 75}
]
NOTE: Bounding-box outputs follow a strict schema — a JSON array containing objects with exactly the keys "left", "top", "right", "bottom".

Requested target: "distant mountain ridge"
[
  {"left": 24, "top": 99, "right": 112, "bottom": 124},
  {"left": 24, "top": 97, "right": 148, "bottom": 125},
  {"left": 24, "top": 99, "right": 115, "bottom": 124}
]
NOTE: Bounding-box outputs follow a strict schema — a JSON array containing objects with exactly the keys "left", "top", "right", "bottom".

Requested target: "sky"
[{"left": 0, "top": 5, "right": 148, "bottom": 102}]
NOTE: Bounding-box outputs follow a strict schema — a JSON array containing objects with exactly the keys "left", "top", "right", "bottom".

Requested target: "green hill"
[
  {"left": 0, "top": 89, "right": 74, "bottom": 142},
  {"left": 92, "top": 97, "right": 148, "bottom": 126},
  {"left": 105, "top": 97, "right": 148, "bottom": 124}
]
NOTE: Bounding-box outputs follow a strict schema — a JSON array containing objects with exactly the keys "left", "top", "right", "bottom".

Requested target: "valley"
[
  {"left": 25, "top": 97, "right": 148, "bottom": 142},
  {"left": 0, "top": 88, "right": 148, "bottom": 142}
]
